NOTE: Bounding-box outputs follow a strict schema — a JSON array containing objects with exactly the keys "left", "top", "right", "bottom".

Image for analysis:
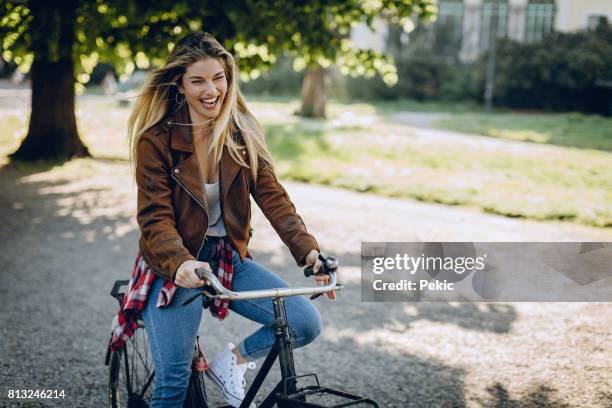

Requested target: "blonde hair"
[{"left": 128, "top": 31, "right": 273, "bottom": 182}]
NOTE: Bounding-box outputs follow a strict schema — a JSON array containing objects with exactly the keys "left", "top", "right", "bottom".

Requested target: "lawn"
[
  {"left": 434, "top": 111, "right": 612, "bottom": 151},
  {"left": 2, "top": 94, "right": 611, "bottom": 228}
]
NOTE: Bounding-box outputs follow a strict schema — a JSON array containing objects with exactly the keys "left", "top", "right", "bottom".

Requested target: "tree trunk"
[
  {"left": 10, "top": 0, "right": 89, "bottom": 161},
  {"left": 298, "top": 67, "right": 327, "bottom": 118}
]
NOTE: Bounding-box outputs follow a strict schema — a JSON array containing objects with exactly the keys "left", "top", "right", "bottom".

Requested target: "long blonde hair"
[{"left": 128, "top": 31, "right": 273, "bottom": 182}]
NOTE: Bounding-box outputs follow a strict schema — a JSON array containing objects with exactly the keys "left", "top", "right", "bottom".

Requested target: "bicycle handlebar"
[
  {"left": 194, "top": 268, "right": 340, "bottom": 301},
  {"left": 181, "top": 255, "right": 342, "bottom": 306}
]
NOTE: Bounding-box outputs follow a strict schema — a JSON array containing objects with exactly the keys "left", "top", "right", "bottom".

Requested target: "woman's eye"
[
  {"left": 214, "top": 76, "right": 225, "bottom": 81},
  {"left": 192, "top": 80, "right": 202, "bottom": 84}
]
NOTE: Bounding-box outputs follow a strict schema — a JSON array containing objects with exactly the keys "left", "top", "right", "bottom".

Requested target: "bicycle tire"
[
  {"left": 108, "top": 319, "right": 155, "bottom": 408},
  {"left": 107, "top": 319, "right": 208, "bottom": 408}
]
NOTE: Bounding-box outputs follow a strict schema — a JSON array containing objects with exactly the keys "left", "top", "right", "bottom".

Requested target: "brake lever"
[
  {"left": 182, "top": 288, "right": 218, "bottom": 307},
  {"left": 304, "top": 255, "right": 339, "bottom": 300}
]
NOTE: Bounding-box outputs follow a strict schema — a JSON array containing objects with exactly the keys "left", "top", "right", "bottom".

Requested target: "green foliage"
[
  {"left": 481, "top": 22, "right": 612, "bottom": 115},
  {"left": 1, "top": 1, "right": 437, "bottom": 92},
  {"left": 340, "top": 19, "right": 612, "bottom": 115},
  {"left": 339, "top": 22, "right": 479, "bottom": 102},
  {"left": 239, "top": 54, "right": 302, "bottom": 96}
]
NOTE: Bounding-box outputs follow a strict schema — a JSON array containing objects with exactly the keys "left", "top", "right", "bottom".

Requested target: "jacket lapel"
[
  {"left": 167, "top": 105, "right": 241, "bottom": 210},
  {"left": 220, "top": 145, "right": 241, "bottom": 200},
  {"left": 167, "top": 107, "right": 208, "bottom": 211}
]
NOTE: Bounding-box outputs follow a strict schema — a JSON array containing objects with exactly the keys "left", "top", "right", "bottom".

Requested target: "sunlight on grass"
[
  {"left": 2, "top": 95, "right": 611, "bottom": 227},
  {"left": 255, "top": 100, "right": 612, "bottom": 227},
  {"left": 435, "top": 112, "right": 612, "bottom": 151},
  {"left": 0, "top": 113, "right": 27, "bottom": 157},
  {"left": 487, "top": 129, "right": 550, "bottom": 144}
]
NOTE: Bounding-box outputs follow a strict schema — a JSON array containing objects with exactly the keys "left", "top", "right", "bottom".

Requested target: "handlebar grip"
[
  {"left": 304, "top": 255, "right": 340, "bottom": 300},
  {"left": 303, "top": 265, "right": 317, "bottom": 277},
  {"left": 182, "top": 268, "right": 219, "bottom": 307},
  {"left": 303, "top": 255, "right": 339, "bottom": 277}
]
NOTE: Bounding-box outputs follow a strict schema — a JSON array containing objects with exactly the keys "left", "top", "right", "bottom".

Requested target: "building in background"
[
  {"left": 351, "top": 1, "right": 612, "bottom": 62},
  {"left": 434, "top": 0, "right": 612, "bottom": 61}
]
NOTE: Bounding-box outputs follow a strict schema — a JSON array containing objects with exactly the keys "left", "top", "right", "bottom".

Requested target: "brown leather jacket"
[{"left": 135, "top": 106, "right": 319, "bottom": 281}]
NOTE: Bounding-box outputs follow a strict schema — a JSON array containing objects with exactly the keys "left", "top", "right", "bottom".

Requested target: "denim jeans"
[{"left": 141, "top": 236, "right": 323, "bottom": 408}]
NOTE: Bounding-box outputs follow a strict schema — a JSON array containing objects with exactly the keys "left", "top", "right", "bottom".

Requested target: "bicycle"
[{"left": 105, "top": 254, "right": 380, "bottom": 407}]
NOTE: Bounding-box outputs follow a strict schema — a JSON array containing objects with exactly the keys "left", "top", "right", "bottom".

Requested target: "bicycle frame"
[
  {"left": 238, "top": 296, "right": 379, "bottom": 408},
  {"left": 190, "top": 259, "right": 378, "bottom": 408}
]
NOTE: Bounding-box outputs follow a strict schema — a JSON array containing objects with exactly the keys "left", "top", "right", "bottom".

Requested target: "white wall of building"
[{"left": 555, "top": 0, "right": 612, "bottom": 32}]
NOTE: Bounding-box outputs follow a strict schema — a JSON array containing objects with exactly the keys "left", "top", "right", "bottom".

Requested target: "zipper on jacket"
[{"left": 171, "top": 172, "right": 209, "bottom": 259}]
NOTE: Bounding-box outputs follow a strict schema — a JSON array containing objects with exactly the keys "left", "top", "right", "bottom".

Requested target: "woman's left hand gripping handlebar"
[{"left": 305, "top": 249, "right": 336, "bottom": 300}]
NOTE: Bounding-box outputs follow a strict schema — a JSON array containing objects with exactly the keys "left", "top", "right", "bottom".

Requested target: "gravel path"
[{"left": 0, "top": 159, "right": 611, "bottom": 408}]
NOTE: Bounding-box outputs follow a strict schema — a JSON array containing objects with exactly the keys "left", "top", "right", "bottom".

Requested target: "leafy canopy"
[{"left": 1, "top": 0, "right": 436, "bottom": 92}]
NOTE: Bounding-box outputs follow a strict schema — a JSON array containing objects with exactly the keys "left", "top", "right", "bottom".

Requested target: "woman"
[{"left": 128, "top": 31, "right": 336, "bottom": 408}]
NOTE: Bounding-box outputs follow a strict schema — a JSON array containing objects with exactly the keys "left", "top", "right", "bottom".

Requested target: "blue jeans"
[{"left": 141, "top": 237, "right": 323, "bottom": 408}]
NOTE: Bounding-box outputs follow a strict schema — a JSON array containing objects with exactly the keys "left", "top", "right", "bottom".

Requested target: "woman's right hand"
[{"left": 175, "top": 259, "right": 212, "bottom": 288}]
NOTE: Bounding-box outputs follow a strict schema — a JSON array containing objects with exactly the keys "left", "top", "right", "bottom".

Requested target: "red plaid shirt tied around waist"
[{"left": 109, "top": 238, "right": 246, "bottom": 352}]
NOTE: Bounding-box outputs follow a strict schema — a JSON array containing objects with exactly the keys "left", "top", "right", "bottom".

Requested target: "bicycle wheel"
[
  {"left": 108, "top": 319, "right": 154, "bottom": 408},
  {"left": 107, "top": 318, "right": 208, "bottom": 408}
]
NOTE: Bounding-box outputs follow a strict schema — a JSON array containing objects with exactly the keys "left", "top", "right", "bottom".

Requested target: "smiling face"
[{"left": 178, "top": 58, "right": 228, "bottom": 123}]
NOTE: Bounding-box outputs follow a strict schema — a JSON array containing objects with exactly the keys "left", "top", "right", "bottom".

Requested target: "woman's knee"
[{"left": 290, "top": 302, "right": 323, "bottom": 346}]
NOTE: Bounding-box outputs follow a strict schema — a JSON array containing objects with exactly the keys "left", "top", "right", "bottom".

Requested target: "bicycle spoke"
[
  {"left": 134, "top": 331, "right": 153, "bottom": 395},
  {"left": 118, "top": 329, "right": 153, "bottom": 407},
  {"left": 138, "top": 371, "right": 155, "bottom": 400},
  {"left": 123, "top": 348, "right": 132, "bottom": 395},
  {"left": 130, "top": 337, "right": 139, "bottom": 389},
  {"left": 118, "top": 354, "right": 129, "bottom": 407},
  {"left": 133, "top": 337, "right": 151, "bottom": 377}
]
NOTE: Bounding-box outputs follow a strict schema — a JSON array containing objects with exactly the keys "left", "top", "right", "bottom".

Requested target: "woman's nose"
[{"left": 202, "top": 80, "right": 216, "bottom": 95}]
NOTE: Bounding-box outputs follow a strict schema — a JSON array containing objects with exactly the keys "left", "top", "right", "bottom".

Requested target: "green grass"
[
  {"left": 245, "top": 93, "right": 487, "bottom": 114},
  {"left": 2, "top": 94, "right": 611, "bottom": 228},
  {"left": 252, "top": 99, "right": 612, "bottom": 227},
  {"left": 435, "top": 111, "right": 612, "bottom": 151}
]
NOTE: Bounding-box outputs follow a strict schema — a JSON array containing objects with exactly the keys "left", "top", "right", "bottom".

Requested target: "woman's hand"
[
  {"left": 305, "top": 249, "right": 336, "bottom": 300},
  {"left": 175, "top": 259, "right": 211, "bottom": 288}
]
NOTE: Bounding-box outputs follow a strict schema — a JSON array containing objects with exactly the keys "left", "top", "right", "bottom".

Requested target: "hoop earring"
[{"left": 175, "top": 92, "right": 185, "bottom": 106}]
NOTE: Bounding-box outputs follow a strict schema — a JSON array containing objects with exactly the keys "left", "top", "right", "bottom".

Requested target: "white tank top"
[{"left": 204, "top": 181, "right": 227, "bottom": 237}]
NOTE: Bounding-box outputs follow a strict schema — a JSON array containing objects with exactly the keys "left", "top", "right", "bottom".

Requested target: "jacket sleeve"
[
  {"left": 135, "top": 131, "right": 195, "bottom": 280},
  {"left": 251, "top": 159, "right": 319, "bottom": 266}
]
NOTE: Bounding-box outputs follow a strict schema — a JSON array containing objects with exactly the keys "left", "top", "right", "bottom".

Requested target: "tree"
[
  {"left": 1, "top": 0, "right": 435, "bottom": 161},
  {"left": 3, "top": 1, "right": 89, "bottom": 160}
]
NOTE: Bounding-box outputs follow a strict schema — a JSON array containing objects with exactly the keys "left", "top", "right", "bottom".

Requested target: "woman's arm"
[
  {"left": 135, "top": 130, "right": 195, "bottom": 280},
  {"left": 251, "top": 160, "right": 319, "bottom": 267}
]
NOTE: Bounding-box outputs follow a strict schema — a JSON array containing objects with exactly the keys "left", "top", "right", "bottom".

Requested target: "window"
[
  {"left": 436, "top": 0, "right": 464, "bottom": 57},
  {"left": 525, "top": 0, "right": 556, "bottom": 43},
  {"left": 437, "top": 0, "right": 465, "bottom": 39},
  {"left": 480, "top": 0, "right": 509, "bottom": 52}
]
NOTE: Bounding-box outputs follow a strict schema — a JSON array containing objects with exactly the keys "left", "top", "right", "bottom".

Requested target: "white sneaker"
[{"left": 206, "top": 342, "right": 257, "bottom": 408}]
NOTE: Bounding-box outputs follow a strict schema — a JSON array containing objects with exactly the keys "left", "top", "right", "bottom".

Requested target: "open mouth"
[{"left": 200, "top": 95, "right": 220, "bottom": 110}]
